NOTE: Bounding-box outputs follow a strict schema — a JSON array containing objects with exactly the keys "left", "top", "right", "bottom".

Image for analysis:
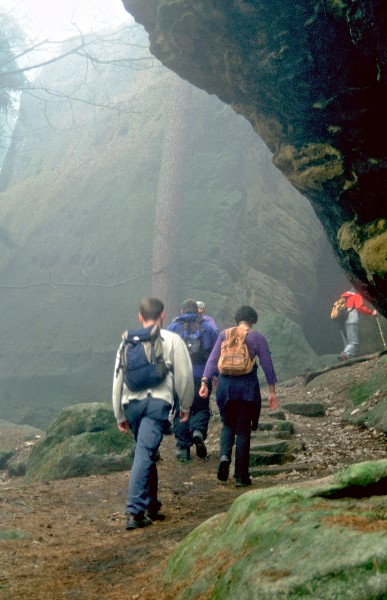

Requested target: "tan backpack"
[
  {"left": 217, "top": 326, "right": 256, "bottom": 376},
  {"left": 330, "top": 296, "right": 351, "bottom": 325}
]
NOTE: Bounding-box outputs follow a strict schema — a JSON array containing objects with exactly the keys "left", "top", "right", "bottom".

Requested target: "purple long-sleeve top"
[{"left": 203, "top": 329, "right": 277, "bottom": 385}]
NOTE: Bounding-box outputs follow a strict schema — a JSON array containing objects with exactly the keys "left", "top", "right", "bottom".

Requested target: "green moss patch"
[
  {"left": 25, "top": 403, "right": 134, "bottom": 482},
  {"left": 163, "top": 460, "right": 387, "bottom": 599},
  {"left": 348, "top": 366, "right": 387, "bottom": 406}
]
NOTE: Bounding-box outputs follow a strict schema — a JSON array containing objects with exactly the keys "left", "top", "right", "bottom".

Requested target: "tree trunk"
[{"left": 152, "top": 77, "right": 192, "bottom": 323}]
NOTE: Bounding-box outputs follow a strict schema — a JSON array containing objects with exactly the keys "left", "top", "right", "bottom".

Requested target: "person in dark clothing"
[
  {"left": 199, "top": 305, "right": 278, "bottom": 487},
  {"left": 167, "top": 299, "right": 218, "bottom": 461}
]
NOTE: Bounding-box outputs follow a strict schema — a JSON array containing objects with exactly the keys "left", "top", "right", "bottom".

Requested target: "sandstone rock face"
[
  {"left": 123, "top": 0, "right": 387, "bottom": 315},
  {"left": 2, "top": 27, "right": 384, "bottom": 429},
  {"left": 0, "top": 30, "right": 353, "bottom": 428}
]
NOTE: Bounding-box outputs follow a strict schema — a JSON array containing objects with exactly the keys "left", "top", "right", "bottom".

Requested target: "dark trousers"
[
  {"left": 173, "top": 377, "right": 212, "bottom": 450},
  {"left": 220, "top": 400, "right": 261, "bottom": 481},
  {"left": 124, "top": 396, "right": 170, "bottom": 516}
]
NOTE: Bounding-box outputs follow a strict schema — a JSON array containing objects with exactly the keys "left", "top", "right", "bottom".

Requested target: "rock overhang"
[{"left": 122, "top": 0, "right": 387, "bottom": 315}]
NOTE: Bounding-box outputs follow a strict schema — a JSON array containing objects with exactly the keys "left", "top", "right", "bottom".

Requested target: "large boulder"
[
  {"left": 162, "top": 459, "right": 387, "bottom": 599},
  {"left": 24, "top": 403, "right": 134, "bottom": 482}
]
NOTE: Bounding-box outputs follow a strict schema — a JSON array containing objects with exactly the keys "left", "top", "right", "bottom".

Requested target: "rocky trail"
[{"left": 0, "top": 357, "right": 386, "bottom": 599}]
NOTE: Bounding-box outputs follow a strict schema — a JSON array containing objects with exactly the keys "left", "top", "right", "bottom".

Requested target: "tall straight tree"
[{"left": 152, "top": 77, "right": 192, "bottom": 322}]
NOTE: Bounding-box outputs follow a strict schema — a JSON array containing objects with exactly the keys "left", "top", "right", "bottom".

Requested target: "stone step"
[
  {"left": 250, "top": 439, "right": 288, "bottom": 453},
  {"left": 249, "top": 450, "right": 287, "bottom": 466},
  {"left": 249, "top": 463, "right": 310, "bottom": 477},
  {"left": 258, "top": 420, "right": 294, "bottom": 434},
  {"left": 250, "top": 439, "right": 305, "bottom": 454},
  {"left": 282, "top": 402, "right": 326, "bottom": 417},
  {"left": 260, "top": 408, "right": 287, "bottom": 421},
  {"left": 255, "top": 430, "right": 293, "bottom": 441},
  {"left": 267, "top": 410, "right": 287, "bottom": 421},
  {"left": 249, "top": 439, "right": 305, "bottom": 466}
]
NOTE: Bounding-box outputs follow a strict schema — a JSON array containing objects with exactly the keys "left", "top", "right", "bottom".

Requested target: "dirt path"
[{"left": 1, "top": 361, "right": 386, "bottom": 599}]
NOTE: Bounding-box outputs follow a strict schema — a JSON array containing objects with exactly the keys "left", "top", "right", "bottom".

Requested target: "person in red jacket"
[{"left": 339, "top": 289, "right": 377, "bottom": 360}]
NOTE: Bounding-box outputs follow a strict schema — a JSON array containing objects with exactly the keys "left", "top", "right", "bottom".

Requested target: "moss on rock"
[
  {"left": 163, "top": 460, "right": 387, "bottom": 599},
  {"left": 273, "top": 143, "right": 344, "bottom": 192},
  {"left": 338, "top": 219, "right": 387, "bottom": 281},
  {"left": 25, "top": 403, "right": 133, "bottom": 482},
  {"left": 332, "top": 459, "right": 387, "bottom": 488}
]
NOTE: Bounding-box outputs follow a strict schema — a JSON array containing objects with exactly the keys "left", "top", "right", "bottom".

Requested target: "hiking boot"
[
  {"left": 176, "top": 448, "right": 191, "bottom": 463},
  {"left": 192, "top": 431, "right": 207, "bottom": 458},
  {"left": 217, "top": 455, "right": 230, "bottom": 482},
  {"left": 125, "top": 513, "right": 152, "bottom": 530},
  {"left": 146, "top": 500, "right": 165, "bottom": 522},
  {"left": 147, "top": 510, "right": 166, "bottom": 521},
  {"left": 235, "top": 477, "right": 252, "bottom": 488},
  {"left": 163, "top": 420, "right": 173, "bottom": 436}
]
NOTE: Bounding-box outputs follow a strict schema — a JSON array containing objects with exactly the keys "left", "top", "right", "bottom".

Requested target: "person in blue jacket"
[{"left": 168, "top": 298, "right": 218, "bottom": 461}]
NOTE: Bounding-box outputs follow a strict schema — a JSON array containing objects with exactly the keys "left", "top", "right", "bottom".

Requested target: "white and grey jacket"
[{"left": 112, "top": 328, "right": 194, "bottom": 424}]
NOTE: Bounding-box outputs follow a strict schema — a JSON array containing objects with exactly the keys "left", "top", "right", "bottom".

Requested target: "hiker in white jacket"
[{"left": 112, "top": 297, "right": 194, "bottom": 531}]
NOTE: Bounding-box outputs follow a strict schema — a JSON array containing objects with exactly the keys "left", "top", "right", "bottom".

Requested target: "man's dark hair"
[
  {"left": 139, "top": 297, "right": 164, "bottom": 320},
  {"left": 235, "top": 305, "right": 258, "bottom": 325},
  {"left": 181, "top": 298, "right": 198, "bottom": 314}
]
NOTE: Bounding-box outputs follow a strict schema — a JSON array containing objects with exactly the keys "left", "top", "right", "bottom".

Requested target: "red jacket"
[{"left": 341, "top": 292, "right": 373, "bottom": 316}]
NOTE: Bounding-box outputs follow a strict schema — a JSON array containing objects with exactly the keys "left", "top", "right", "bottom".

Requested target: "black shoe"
[
  {"left": 235, "top": 477, "right": 252, "bottom": 488},
  {"left": 192, "top": 431, "right": 207, "bottom": 458},
  {"left": 217, "top": 455, "right": 230, "bottom": 481},
  {"left": 147, "top": 510, "right": 166, "bottom": 521},
  {"left": 163, "top": 420, "right": 173, "bottom": 436},
  {"left": 146, "top": 500, "right": 165, "bottom": 522},
  {"left": 176, "top": 448, "right": 191, "bottom": 463},
  {"left": 125, "top": 513, "right": 152, "bottom": 530}
]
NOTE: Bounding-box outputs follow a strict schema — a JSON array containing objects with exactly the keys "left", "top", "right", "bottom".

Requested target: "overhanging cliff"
[{"left": 122, "top": 0, "right": 387, "bottom": 315}]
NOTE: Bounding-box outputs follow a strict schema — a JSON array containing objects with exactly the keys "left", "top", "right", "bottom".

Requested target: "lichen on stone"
[
  {"left": 338, "top": 219, "right": 387, "bottom": 280},
  {"left": 325, "top": 0, "right": 348, "bottom": 19},
  {"left": 360, "top": 232, "right": 387, "bottom": 280},
  {"left": 273, "top": 143, "right": 344, "bottom": 191}
]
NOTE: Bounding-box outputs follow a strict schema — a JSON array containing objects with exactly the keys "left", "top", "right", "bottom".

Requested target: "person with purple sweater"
[
  {"left": 199, "top": 305, "right": 279, "bottom": 487},
  {"left": 196, "top": 301, "right": 219, "bottom": 333}
]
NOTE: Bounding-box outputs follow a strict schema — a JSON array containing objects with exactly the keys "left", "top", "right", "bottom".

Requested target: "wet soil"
[{"left": 1, "top": 357, "right": 386, "bottom": 599}]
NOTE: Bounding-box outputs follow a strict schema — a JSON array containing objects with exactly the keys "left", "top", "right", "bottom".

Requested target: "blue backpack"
[
  {"left": 181, "top": 318, "right": 207, "bottom": 365},
  {"left": 116, "top": 325, "right": 168, "bottom": 392}
]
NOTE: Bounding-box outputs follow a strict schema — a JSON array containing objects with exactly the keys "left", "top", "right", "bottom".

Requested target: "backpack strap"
[
  {"left": 226, "top": 325, "right": 250, "bottom": 339},
  {"left": 115, "top": 341, "right": 126, "bottom": 377},
  {"left": 224, "top": 326, "right": 248, "bottom": 344},
  {"left": 237, "top": 324, "right": 251, "bottom": 337}
]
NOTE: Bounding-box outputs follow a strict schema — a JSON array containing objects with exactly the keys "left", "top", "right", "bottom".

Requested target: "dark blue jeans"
[
  {"left": 173, "top": 377, "right": 212, "bottom": 450},
  {"left": 220, "top": 399, "right": 260, "bottom": 481},
  {"left": 124, "top": 396, "right": 170, "bottom": 516}
]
